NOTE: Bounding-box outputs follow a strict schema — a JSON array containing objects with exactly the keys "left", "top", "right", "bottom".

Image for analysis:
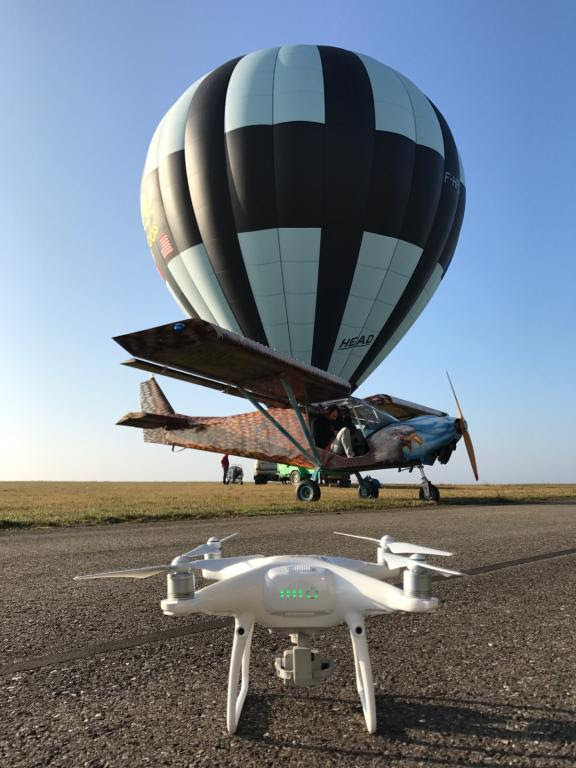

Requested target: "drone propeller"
[
  {"left": 75, "top": 533, "right": 243, "bottom": 582},
  {"left": 446, "top": 371, "right": 479, "bottom": 481},
  {"left": 74, "top": 564, "right": 173, "bottom": 580},
  {"left": 382, "top": 552, "right": 462, "bottom": 578},
  {"left": 182, "top": 532, "right": 239, "bottom": 558},
  {"left": 333, "top": 532, "right": 452, "bottom": 557},
  {"left": 74, "top": 554, "right": 257, "bottom": 582}
]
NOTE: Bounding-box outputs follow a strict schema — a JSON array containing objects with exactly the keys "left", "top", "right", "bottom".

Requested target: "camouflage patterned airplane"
[{"left": 115, "top": 318, "right": 478, "bottom": 502}]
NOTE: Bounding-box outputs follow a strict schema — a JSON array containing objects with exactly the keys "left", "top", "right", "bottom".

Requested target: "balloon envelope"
[{"left": 141, "top": 45, "right": 465, "bottom": 388}]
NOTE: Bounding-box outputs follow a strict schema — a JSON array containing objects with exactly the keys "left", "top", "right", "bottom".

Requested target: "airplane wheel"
[
  {"left": 358, "top": 482, "right": 372, "bottom": 499},
  {"left": 290, "top": 470, "right": 301, "bottom": 485},
  {"left": 419, "top": 484, "right": 440, "bottom": 502},
  {"left": 359, "top": 480, "right": 379, "bottom": 500},
  {"left": 296, "top": 479, "right": 321, "bottom": 502}
]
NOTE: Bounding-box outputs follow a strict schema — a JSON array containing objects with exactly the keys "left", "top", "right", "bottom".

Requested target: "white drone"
[{"left": 75, "top": 532, "right": 462, "bottom": 734}]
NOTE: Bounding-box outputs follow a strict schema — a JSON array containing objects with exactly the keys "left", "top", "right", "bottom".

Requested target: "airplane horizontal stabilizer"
[{"left": 116, "top": 412, "right": 191, "bottom": 429}]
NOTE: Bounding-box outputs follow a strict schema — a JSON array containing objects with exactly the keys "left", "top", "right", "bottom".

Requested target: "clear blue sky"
[{"left": 1, "top": 0, "right": 575, "bottom": 483}]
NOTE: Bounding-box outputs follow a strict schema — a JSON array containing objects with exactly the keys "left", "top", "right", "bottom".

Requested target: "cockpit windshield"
[
  {"left": 312, "top": 397, "right": 398, "bottom": 437},
  {"left": 347, "top": 400, "right": 398, "bottom": 433},
  {"left": 348, "top": 401, "right": 396, "bottom": 429}
]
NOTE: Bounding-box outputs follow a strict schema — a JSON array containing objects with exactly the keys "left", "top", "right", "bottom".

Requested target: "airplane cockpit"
[
  {"left": 345, "top": 399, "right": 398, "bottom": 436},
  {"left": 310, "top": 397, "right": 398, "bottom": 446}
]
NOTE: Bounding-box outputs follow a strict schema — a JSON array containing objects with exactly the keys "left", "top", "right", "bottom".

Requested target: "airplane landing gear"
[
  {"left": 417, "top": 465, "right": 440, "bottom": 502},
  {"left": 355, "top": 474, "right": 380, "bottom": 500},
  {"left": 419, "top": 485, "right": 439, "bottom": 501},
  {"left": 295, "top": 479, "right": 321, "bottom": 502}
]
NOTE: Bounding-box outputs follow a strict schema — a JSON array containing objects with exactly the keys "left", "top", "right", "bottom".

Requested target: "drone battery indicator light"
[
  {"left": 278, "top": 587, "right": 319, "bottom": 600},
  {"left": 265, "top": 566, "right": 335, "bottom": 612}
]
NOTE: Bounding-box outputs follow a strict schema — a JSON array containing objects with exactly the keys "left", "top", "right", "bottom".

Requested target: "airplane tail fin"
[
  {"left": 117, "top": 377, "right": 188, "bottom": 430},
  {"left": 140, "top": 376, "right": 175, "bottom": 416}
]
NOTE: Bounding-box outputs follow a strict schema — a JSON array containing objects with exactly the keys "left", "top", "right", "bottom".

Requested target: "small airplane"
[
  {"left": 114, "top": 318, "right": 478, "bottom": 502},
  {"left": 75, "top": 530, "right": 463, "bottom": 733}
]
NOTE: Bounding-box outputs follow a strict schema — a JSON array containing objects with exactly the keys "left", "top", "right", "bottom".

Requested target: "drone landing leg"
[
  {"left": 226, "top": 615, "right": 255, "bottom": 734},
  {"left": 346, "top": 613, "right": 377, "bottom": 734}
]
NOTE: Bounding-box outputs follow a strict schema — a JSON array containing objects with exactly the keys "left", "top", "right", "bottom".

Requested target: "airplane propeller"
[{"left": 446, "top": 371, "right": 479, "bottom": 481}]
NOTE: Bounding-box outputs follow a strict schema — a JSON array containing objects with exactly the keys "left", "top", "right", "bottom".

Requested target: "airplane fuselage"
[{"left": 132, "top": 380, "right": 461, "bottom": 473}]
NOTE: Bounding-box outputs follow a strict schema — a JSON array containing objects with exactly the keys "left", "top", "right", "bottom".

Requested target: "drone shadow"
[{"left": 238, "top": 691, "right": 575, "bottom": 765}]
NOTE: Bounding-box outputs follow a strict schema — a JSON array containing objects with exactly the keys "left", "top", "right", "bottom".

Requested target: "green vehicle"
[
  {"left": 276, "top": 464, "right": 351, "bottom": 488},
  {"left": 253, "top": 461, "right": 350, "bottom": 487}
]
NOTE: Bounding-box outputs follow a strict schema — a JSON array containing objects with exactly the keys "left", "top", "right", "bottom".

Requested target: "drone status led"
[
  {"left": 264, "top": 565, "right": 336, "bottom": 614},
  {"left": 279, "top": 588, "right": 319, "bottom": 600}
]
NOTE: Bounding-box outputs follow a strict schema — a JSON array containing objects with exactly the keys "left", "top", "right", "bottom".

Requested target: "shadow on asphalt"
[{"left": 236, "top": 692, "right": 574, "bottom": 766}]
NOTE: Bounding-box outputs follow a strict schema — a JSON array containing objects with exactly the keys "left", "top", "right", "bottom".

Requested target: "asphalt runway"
[{"left": 1, "top": 503, "right": 575, "bottom": 768}]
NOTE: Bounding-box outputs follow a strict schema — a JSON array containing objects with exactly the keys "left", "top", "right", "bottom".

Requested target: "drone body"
[{"left": 75, "top": 533, "right": 461, "bottom": 733}]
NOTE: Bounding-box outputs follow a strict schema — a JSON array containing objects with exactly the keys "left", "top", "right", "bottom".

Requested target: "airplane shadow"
[{"left": 238, "top": 691, "right": 575, "bottom": 766}]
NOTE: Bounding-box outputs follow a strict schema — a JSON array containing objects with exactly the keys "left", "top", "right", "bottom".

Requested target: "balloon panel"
[{"left": 141, "top": 45, "right": 465, "bottom": 388}]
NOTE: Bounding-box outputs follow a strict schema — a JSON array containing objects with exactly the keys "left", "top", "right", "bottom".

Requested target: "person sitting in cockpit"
[{"left": 312, "top": 405, "right": 356, "bottom": 458}]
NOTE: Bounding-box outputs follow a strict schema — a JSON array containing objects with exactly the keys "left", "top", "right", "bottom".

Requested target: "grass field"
[{"left": 1, "top": 481, "right": 575, "bottom": 529}]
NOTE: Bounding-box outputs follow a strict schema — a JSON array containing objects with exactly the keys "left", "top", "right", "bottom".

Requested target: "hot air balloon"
[{"left": 141, "top": 45, "right": 465, "bottom": 389}]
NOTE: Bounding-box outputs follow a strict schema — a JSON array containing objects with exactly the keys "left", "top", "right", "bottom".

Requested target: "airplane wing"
[
  {"left": 364, "top": 393, "right": 448, "bottom": 420},
  {"left": 114, "top": 319, "right": 351, "bottom": 407}
]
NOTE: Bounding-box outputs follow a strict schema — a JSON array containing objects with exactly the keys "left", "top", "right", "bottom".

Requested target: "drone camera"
[{"left": 275, "top": 633, "right": 334, "bottom": 688}]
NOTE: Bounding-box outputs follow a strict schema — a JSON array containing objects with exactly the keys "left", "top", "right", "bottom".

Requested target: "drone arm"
[
  {"left": 200, "top": 556, "right": 264, "bottom": 581},
  {"left": 162, "top": 567, "right": 261, "bottom": 616},
  {"left": 331, "top": 564, "right": 436, "bottom": 613},
  {"left": 346, "top": 612, "right": 376, "bottom": 734},
  {"left": 321, "top": 556, "right": 395, "bottom": 580},
  {"left": 227, "top": 614, "right": 255, "bottom": 734}
]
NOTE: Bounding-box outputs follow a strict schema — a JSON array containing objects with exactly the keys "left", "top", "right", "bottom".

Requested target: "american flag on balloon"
[{"left": 158, "top": 233, "right": 174, "bottom": 259}]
